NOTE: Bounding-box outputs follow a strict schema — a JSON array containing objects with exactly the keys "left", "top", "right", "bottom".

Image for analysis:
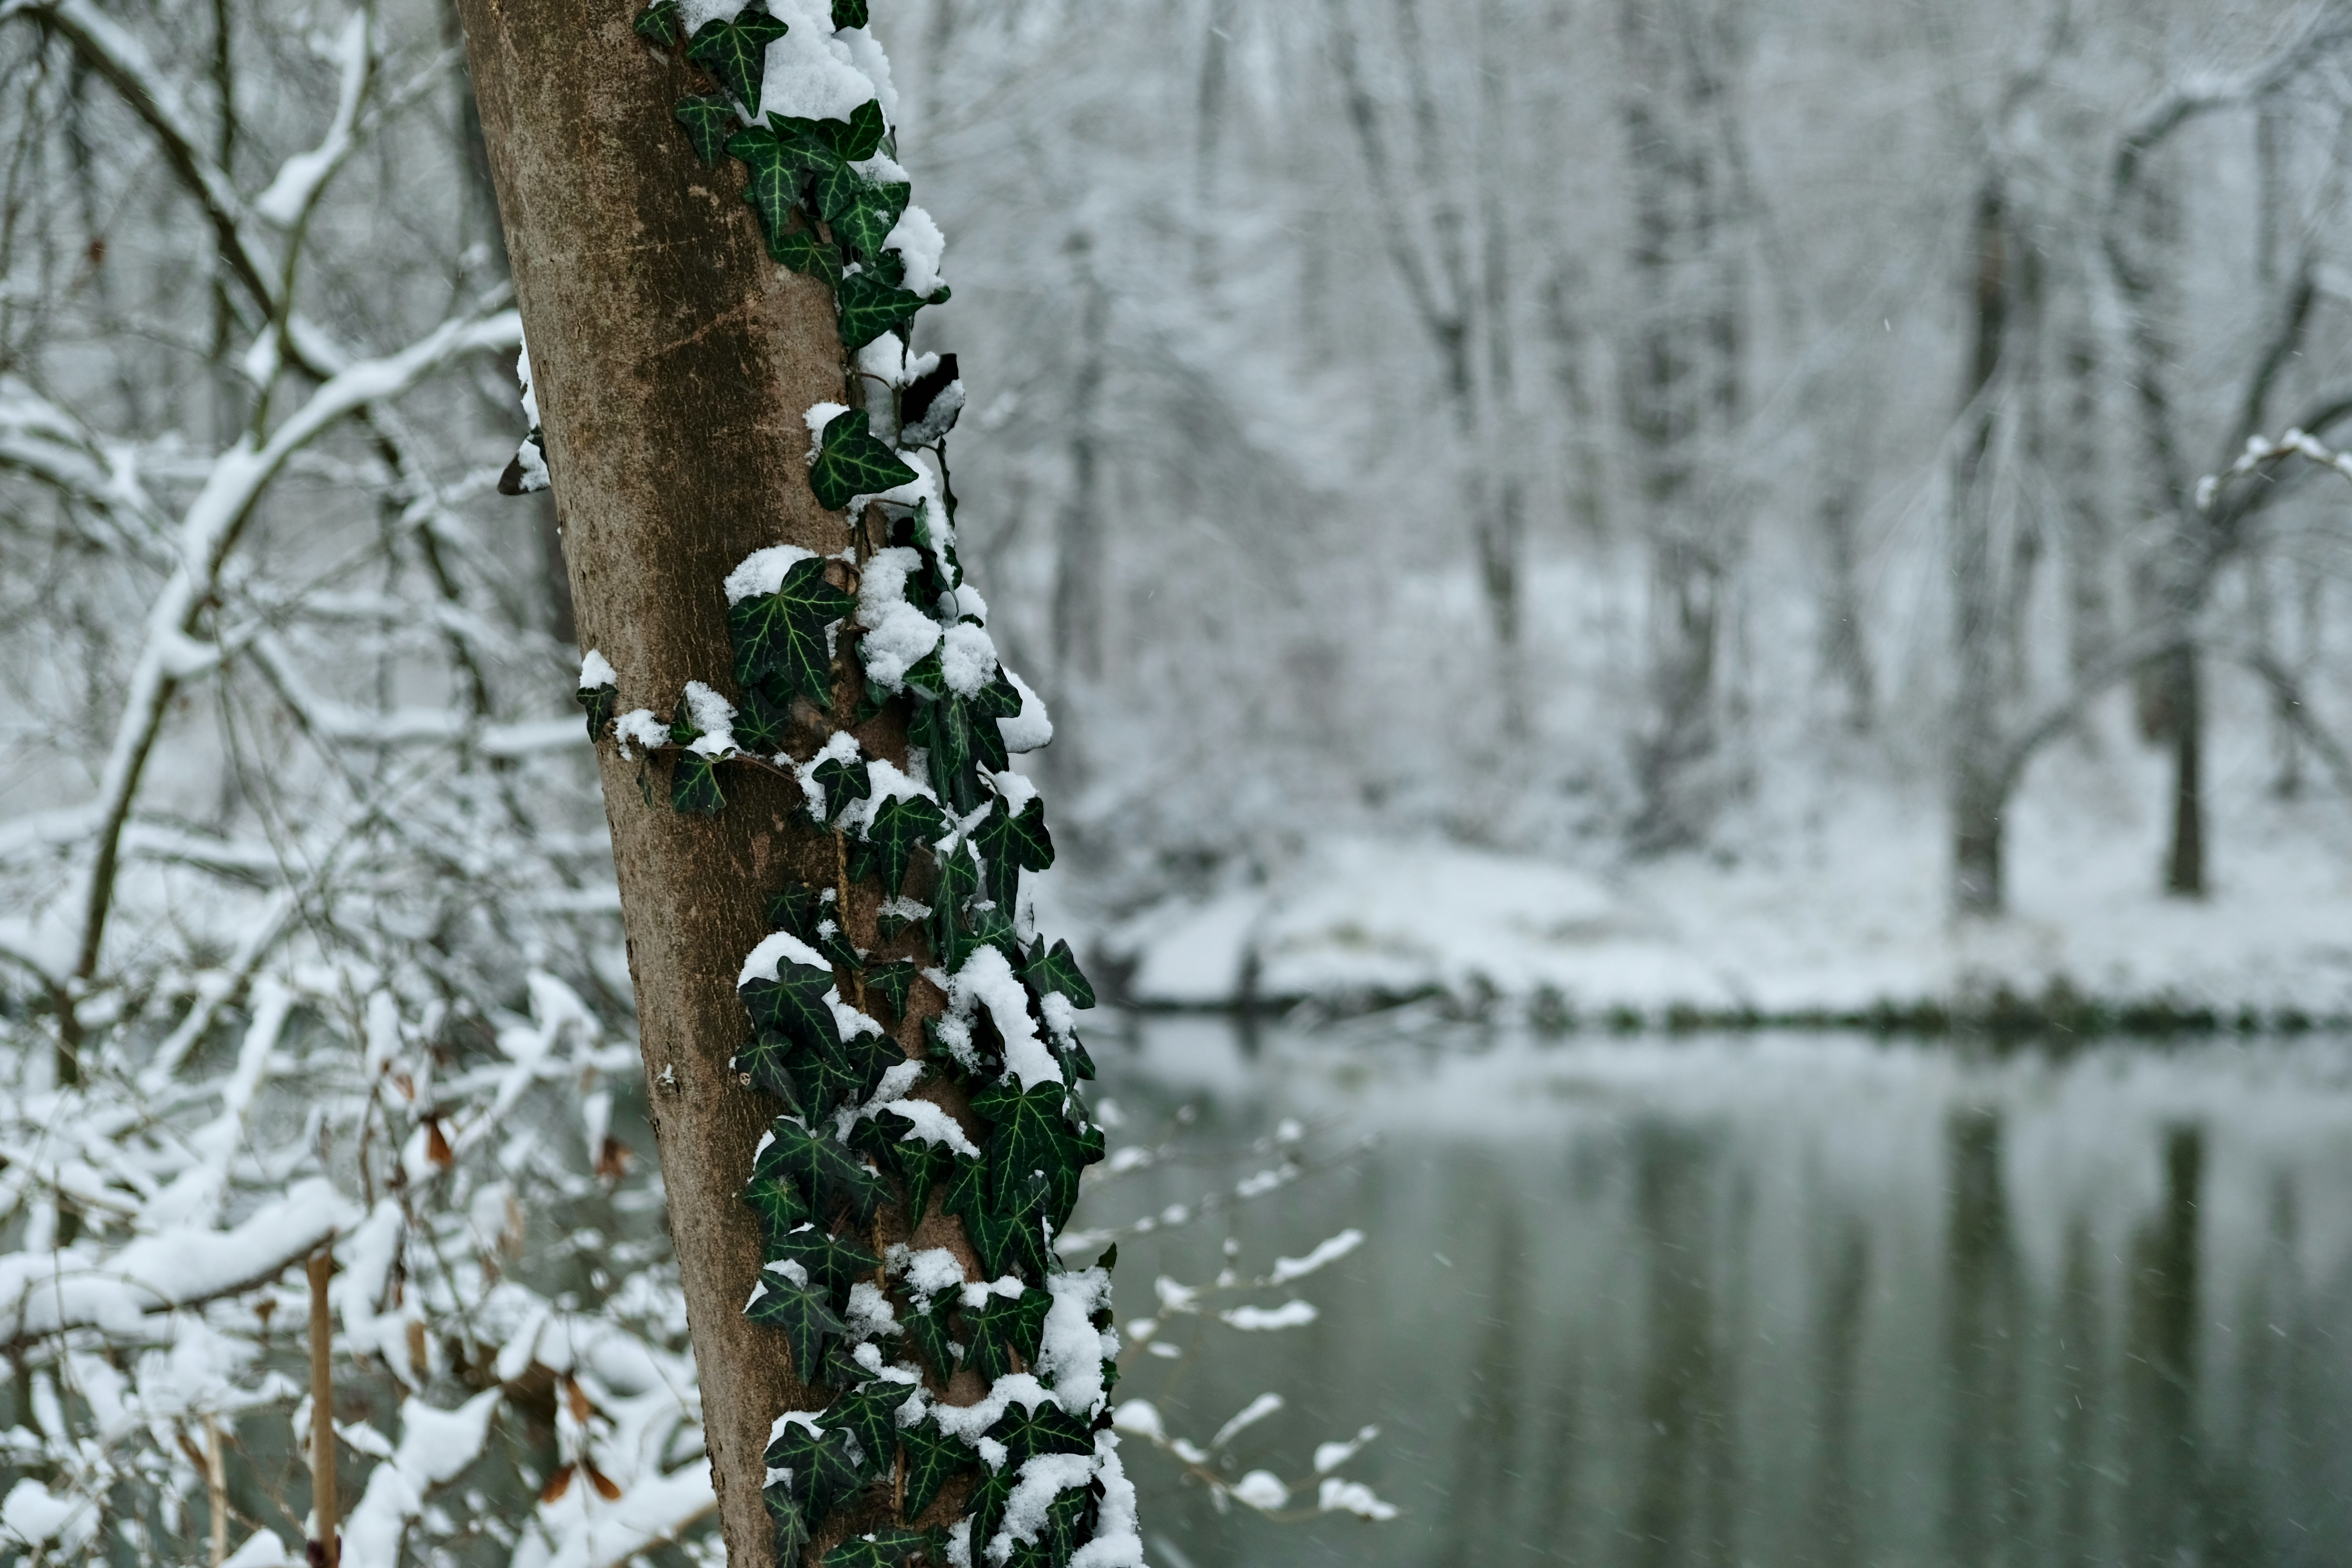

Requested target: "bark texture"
[{"left": 453, "top": 3, "right": 871, "bottom": 1557}]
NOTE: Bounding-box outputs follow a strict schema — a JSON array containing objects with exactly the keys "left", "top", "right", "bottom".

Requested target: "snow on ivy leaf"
[
  {"left": 836, "top": 270, "right": 941, "bottom": 350},
  {"left": 632, "top": 0, "right": 681, "bottom": 47},
  {"left": 829, "top": 0, "right": 868, "bottom": 30},
  {"left": 686, "top": 9, "right": 786, "bottom": 112},
  {"left": 671, "top": 751, "right": 726, "bottom": 815},
  {"left": 849, "top": 792, "right": 946, "bottom": 899},
  {"left": 898, "top": 1421, "right": 975, "bottom": 1521},
  {"left": 809, "top": 407, "right": 917, "bottom": 512},
  {"left": 747, "top": 1272, "right": 847, "bottom": 1381},
  {"left": 765, "top": 1420, "right": 866, "bottom": 1519},
  {"left": 730, "top": 554, "right": 855, "bottom": 710},
  {"left": 1022, "top": 938, "right": 1093, "bottom": 1011},
  {"left": 673, "top": 93, "right": 735, "bottom": 167},
  {"left": 740, "top": 956, "right": 842, "bottom": 1053}
]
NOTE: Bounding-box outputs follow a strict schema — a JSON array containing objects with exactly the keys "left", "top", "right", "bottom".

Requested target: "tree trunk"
[
  {"left": 1053, "top": 256, "right": 1108, "bottom": 684},
  {"left": 453, "top": 3, "right": 872, "bottom": 1557},
  {"left": 2162, "top": 642, "right": 2205, "bottom": 896},
  {"left": 1619, "top": 0, "right": 1745, "bottom": 851},
  {"left": 1949, "top": 179, "right": 2009, "bottom": 916}
]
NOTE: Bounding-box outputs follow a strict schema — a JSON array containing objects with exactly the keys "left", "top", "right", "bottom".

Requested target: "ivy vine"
[{"left": 557, "top": 5, "right": 1134, "bottom": 1568}]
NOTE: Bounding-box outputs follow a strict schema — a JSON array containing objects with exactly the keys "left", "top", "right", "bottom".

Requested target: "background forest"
[{"left": 5, "top": 0, "right": 2352, "bottom": 1565}]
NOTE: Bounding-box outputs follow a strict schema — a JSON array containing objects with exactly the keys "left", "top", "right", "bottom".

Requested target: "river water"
[{"left": 1076, "top": 1018, "right": 2352, "bottom": 1568}]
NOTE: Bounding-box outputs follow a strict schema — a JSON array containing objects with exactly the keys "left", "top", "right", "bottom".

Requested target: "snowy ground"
[{"left": 1062, "top": 729, "right": 2352, "bottom": 1019}]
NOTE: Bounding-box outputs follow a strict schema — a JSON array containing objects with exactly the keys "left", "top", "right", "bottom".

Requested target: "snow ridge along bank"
[{"left": 1088, "top": 831, "right": 2352, "bottom": 1024}]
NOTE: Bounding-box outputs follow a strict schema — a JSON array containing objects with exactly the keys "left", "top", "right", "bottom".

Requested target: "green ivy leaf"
[
  {"left": 833, "top": 181, "right": 910, "bottom": 269},
  {"left": 965, "top": 901, "right": 1020, "bottom": 964},
  {"left": 840, "top": 97, "right": 886, "bottom": 160},
  {"left": 790, "top": 1035, "right": 872, "bottom": 1123},
  {"left": 830, "top": 0, "right": 868, "bottom": 30},
  {"left": 962, "top": 1287, "right": 1051, "bottom": 1383},
  {"left": 686, "top": 9, "right": 787, "bottom": 110},
  {"left": 849, "top": 792, "right": 946, "bottom": 899},
  {"left": 673, "top": 93, "right": 735, "bottom": 165},
  {"left": 973, "top": 673, "right": 1024, "bottom": 720},
  {"left": 968, "top": 1464, "right": 1013, "bottom": 1559},
  {"left": 577, "top": 682, "right": 615, "bottom": 743},
  {"left": 732, "top": 1030, "right": 804, "bottom": 1107},
  {"left": 907, "top": 697, "right": 974, "bottom": 811},
  {"left": 754, "top": 1118, "right": 886, "bottom": 1221},
  {"left": 815, "top": 920, "right": 863, "bottom": 975},
  {"left": 873, "top": 1120, "right": 956, "bottom": 1228},
  {"left": 732, "top": 681, "right": 794, "bottom": 753},
  {"left": 824, "top": 1387, "right": 909, "bottom": 1478},
  {"left": 815, "top": 755, "right": 872, "bottom": 822},
  {"left": 766, "top": 1419, "right": 867, "bottom": 1519},
  {"left": 740, "top": 956, "right": 842, "bottom": 1052},
  {"left": 809, "top": 156, "right": 870, "bottom": 231},
  {"left": 900, "top": 1300, "right": 957, "bottom": 1386},
  {"left": 671, "top": 752, "right": 725, "bottom": 816},
  {"left": 730, "top": 554, "right": 857, "bottom": 710},
  {"left": 633, "top": 0, "right": 681, "bottom": 47},
  {"left": 764, "top": 1480, "right": 811, "bottom": 1566},
  {"left": 810, "top": 407, "right": 918, "bottom": 512},
  {"left": 866, "top": 958, "right": 917, "bottom": 1022},
  {"left": 837, "top": 269, "right": 941, "bottom": 349},
  {"left": 989, "top": 1397, "right": 1092, "bottom": 1471},
  {"left": 979, "top": 799, "right": 1055, "bottom": 898},
  {"left": 972, "top": 1080, "right": 1094, "bottom": 1218},
  {"left": 962, "top": 1173, "right": 1049, "bottom": 1280},
  {"left": 935, "top": 1149, "right": 987, "bottom": 1223},
  {"left": 773, "top": 1225, "right": 881, "bottom": 1302},
  {"left": 769, "top": 882, "right": 829, "bottom": 940},
  {"left": 772, "top": 213, "right": 845, "bottom": 286},
  {"left": 901, "top": 645, "right": 947, "bottom": 699},
  {"left": 746, "top": 1272, "right": 846, "bottom": 1379},
  {"left": 823, "top": 1528, "right": 928, "bottom": 1568},
  {"left": 898, "top": 1422, "right": 974, "bottom": 1521},
  {"left": 742, "top": 1169, "right": 813, "bottom": 1243},
  {"left": 970, "top": 700, "right": 1011, "bottom": 779},
  {"left": 1022, "top": 938, "right": 1094, "bottom": 1010},
  {"left": 727, "top": 123, "right": 835, "bottom": 279}
]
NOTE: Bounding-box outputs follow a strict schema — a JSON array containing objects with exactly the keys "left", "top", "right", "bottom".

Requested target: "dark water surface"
[{"left": 1077, "top": 1020, "right": 2352, "bottom": 1568}]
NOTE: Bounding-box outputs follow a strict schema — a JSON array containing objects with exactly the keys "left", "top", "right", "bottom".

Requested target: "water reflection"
[{"left": 1084, "top": 1022, "right": 2352, "bottom": 1568}]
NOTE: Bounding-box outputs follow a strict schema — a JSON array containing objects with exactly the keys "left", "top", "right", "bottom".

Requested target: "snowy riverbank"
[{"left": 1060, "top": 774, "right": 2352, "bottom": 1022}]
